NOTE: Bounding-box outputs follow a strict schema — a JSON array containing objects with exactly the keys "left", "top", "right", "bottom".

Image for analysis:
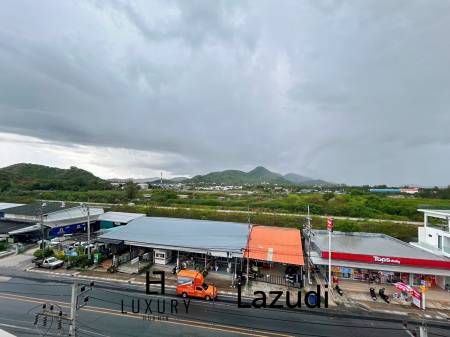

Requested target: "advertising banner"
[{"left": 412, "top": 288, "right": 422, "bottom": 308}]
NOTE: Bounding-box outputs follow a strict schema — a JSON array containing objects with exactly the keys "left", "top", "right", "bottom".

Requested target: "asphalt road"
[{"left": 1, "top": 271, "right": 449, "bottom": 337}]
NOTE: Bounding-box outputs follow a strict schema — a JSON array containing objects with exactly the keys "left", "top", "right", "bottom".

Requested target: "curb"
[{"left": 26, "top": 268, "right": 238, "bottom": 296}]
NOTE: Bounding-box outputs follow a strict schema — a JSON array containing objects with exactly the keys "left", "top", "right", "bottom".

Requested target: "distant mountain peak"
[{"left": 248, "top": 166, "right": 275, "bottom": 175}]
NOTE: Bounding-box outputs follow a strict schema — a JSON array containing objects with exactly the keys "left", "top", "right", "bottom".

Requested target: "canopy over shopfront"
[
  {"left": 310, "top": 230, "right": 450, "bottom": 288},
  {"left": 98, "top": 216, "right": 249, "bottom": 258},
  {"left": 311, "top": 230, "right": 450, "bottom": 270},
  {"left": 244, "top": 226, "right": 304, "bottom": 265}
]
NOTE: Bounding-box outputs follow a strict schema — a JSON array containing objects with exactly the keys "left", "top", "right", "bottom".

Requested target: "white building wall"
[
  {"left": 417, "top": 226, "right": 450, "bottom": 257},
  {"left": 435, "top": 275, "right": 449, "bottom": 289}
]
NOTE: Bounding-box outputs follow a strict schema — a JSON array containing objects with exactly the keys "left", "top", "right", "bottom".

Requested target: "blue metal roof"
[{"left": 98, "top": 216, "right": 250, "bottom": 253}]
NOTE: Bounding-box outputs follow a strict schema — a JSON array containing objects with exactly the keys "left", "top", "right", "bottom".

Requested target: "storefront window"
[{"left": 413, "top": 274, "right": 436, "bottom": 287}]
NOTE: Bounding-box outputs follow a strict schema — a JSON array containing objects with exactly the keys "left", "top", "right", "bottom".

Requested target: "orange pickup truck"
[{"left": 176, "top": 269, "right": 217, "bottom": 301}]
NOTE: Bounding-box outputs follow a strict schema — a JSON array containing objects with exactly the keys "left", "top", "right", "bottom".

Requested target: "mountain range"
[
  {"left": 0, "top": 163, "right": 331, "bottom": 191},
  {"left": 185, "top": 166, "right": 330, "bottom": 186}
]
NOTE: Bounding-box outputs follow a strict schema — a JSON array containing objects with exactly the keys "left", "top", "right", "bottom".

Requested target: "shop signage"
[
  {"left": 373, "top": 256, "right": 400, "bottom": 264},
  {"left": 412, "top": 288, "right": 422, "bottom": 308},
  {"left": 321, "top": 251, "right": 450, "bottom": 269}
]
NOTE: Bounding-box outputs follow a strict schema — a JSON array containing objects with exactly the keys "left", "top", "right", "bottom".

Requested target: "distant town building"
[
  {"left": 369, "top": 187, "right": 419, "bottom": 194},
  {"left": 400, "top": 187, "right": 419, "bottom": 194},
  {"left": 136, "top": 183, "right": 149, "bottom": 190}
]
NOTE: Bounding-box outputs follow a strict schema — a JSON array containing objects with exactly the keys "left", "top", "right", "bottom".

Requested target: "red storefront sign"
[
  {"left": 412, "top": 288, "right": 422, "bottom": 308},
  {"left": 327, "top": 218, "right": 334, "bottom": 232},
  {"left": 321, "top": 251, "right": 450, "bottom": 270}
]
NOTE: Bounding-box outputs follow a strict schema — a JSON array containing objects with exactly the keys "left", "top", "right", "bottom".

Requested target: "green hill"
[
  {"left": 0, "top": 163, "right": 111, "bottom": 191},
  {"left": 187, "top": 166, "right": 327, "bottom": 186}
]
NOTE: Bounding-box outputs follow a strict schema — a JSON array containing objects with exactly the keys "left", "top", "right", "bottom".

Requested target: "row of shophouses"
[{"left": 0, "top": 201, "right": 449, "bottom": 290}]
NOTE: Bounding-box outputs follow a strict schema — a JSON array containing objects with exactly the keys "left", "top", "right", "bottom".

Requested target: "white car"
[{"left": 40, "top": 257, "right": 64, "bottom": 269}]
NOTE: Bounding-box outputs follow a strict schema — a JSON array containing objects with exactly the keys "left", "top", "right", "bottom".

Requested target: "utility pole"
[
  {"left": 305, "top": 205, "right": 312, "bottom": 285},
  {"left": 33, "top": 281, "right": 93, "bottom": 337},
  {"left": 40, "top": 202, "right": 47, "bottom": 251},
  {"left": 87, "top": 205, "right": 91, "bottom": 261},
  {"left": 69, "top": 282, "right": 77, "bottom": 336},
  {"left": 69, "top": 281, "right": 95, "bottom": 336},
  {"left": 82, "top": 203, "right": 91, "bottom": 261}
]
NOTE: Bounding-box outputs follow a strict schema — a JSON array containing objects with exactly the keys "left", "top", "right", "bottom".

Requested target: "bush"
[
  {"left": 33, "top": 248, "right": 54, "bottom": 259},
  {"left": 33, "top": 249, "right": 43, "bottom": 258},
  {"left": 0, "top": 241, "right": 7, "bottom": 252},
  {"left": 54, "top": 250, "right": 68, "bottom": 262},
  {"left": 69, "top": 254, "right": 92, "bottom": 269}
]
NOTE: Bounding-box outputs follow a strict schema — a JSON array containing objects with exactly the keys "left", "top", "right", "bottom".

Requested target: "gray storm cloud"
[{"left": 0, "top": 0, "right": 449, "bottom": 185}]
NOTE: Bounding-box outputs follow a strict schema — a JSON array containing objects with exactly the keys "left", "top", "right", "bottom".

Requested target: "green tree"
[{"left": 125, "top": 181, "right": 138, "bottom": 199}]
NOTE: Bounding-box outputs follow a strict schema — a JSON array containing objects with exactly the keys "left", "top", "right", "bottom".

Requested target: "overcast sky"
[{"left": 0, "top": 0, "right": 449, "bottom": 185}]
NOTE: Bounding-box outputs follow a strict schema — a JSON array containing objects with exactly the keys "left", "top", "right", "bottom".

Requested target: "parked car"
[{"left": 33, "top": 257, "right": 64, "bottom": 269}]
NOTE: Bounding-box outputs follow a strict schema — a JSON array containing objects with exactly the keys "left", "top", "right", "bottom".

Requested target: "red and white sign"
[
  {"left": 327, "top": 217, "right": 334, "bottom": 232},
  {"left": 412, "top": 288, "right": 422, "bottom": 308},
  {"left": 320, "top": 251, "right": 450, "bottom": 270},
  {"left": 373, "top": 256, "right": 401, "bottom": 264},
  {"left": 394, "top": 282, "right": 413, "bottom": 292}
]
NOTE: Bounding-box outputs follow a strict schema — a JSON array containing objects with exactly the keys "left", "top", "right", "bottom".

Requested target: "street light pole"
[
  {"left": 40, "top": 205, "right": 44, "bottom": 251},
  {"left": 86, "top": 204, "right": 91, "bottom": 261},
  {"left": 307, "top": 205, "right": 312, "bottom": 285},
  {"left": 328, "top": 229, "right": 332, "bottom": 288},
  {"left": 40, "top": 202, "right": 47, "bottom": 251}
]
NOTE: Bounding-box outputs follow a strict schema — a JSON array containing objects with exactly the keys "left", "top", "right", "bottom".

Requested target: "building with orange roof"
[{"left": 244, "top": 226, "right": 304, "bottom": 265}]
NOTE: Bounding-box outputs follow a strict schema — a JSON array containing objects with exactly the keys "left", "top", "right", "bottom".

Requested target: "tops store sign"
[
  {"left": 321, "top": 252, "right": 450, "bottom": 270},
  {"left": 373, "top": 256, "right": 400, "bottom": 264}
]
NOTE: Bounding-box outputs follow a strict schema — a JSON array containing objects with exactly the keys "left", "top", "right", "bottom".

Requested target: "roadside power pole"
[
  {"left": 87, "top": 204, "right": 91, "bottom": 261},
  {"left": 40, "top": 202, "right": 47, "bottom": 250},
  {"left": 82, "top": 203, "right": 92, "bottom": 261},
  {"left": 33, "top": 282, "right": 93, "bottom": 337},
  {"left": 305, "top": 205, "right": 312, "bottom": 285},
  {"left": 69, "top": 281, "right": 95, "bottom": 336},
  {"left": 69, "top": 282, "right": 77, "bottom": 336},
  {"left": 246, "top": 206, "right": 251, "bottom": 289}
]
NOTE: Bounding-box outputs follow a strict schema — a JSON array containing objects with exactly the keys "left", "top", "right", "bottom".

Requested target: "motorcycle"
[
  {"left": 335, "top": 285, "right": 344, "bottom": 296},
  {"left": 379, "top": 288, "right": 390, "bottom": 303},
  {"left": 369, "top": 287, "right": 377, "bottom": 301}
]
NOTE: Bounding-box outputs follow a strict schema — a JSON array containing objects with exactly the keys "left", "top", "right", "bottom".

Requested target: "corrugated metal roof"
[
  {"left": 0, "top": 203, "right": 25, "bottom": 211},
  {"left": 0, "top": 220, "right": 37, "bottom": 234},
  {"left": 98, "top": 217, "right": 249, "bottom": 254},
  {"left": 311, "top": 230, "right": 449, "bottom": 261},
  {"left": 98, "top": 212, "right": 145, "bottom": 223},
  {"left": 4, "top": 201, "right": 77, "bottom": 216},
  {"left": 244, "top": 226, "right": 304, "bottom": 265}
]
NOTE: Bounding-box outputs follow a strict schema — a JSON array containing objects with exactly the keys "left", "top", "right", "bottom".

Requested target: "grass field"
[{"left": 2, "top": 189, "right": 449, "bottom": 242}]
